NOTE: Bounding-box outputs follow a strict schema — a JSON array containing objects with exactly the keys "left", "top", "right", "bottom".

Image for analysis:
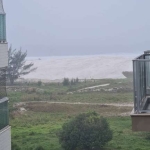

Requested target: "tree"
[
  {"left": 75, "top": 77, "right": 79, "bottom": 83},
  {"left": 62, "top": 78, "right": 70, "bottom": 86},
  {"left": 7, "top": 46, "right": 37, "bottom": 85},
  {"left": 58, "top": 112, "right": 113, "bottom": 150}
]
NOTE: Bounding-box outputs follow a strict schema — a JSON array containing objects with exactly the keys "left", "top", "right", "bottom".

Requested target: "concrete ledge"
[
  {"left": 131, "top": 109, "right": 150, "bottom": 131},
  {"left": 0, "top": 126, "right": 11, "bottom": 150},
  {"left": 0, "top": 126, "right": 11, "bottom": 134}
]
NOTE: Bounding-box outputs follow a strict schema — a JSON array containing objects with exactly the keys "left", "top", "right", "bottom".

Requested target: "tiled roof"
[{"left": 0, "top": 0, "right": 5, "bottom": 14}]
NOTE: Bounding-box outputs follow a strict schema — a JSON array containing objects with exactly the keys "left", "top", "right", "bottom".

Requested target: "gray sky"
[{"left": 4, "top": 0, "right": 150, "bottom": 56}]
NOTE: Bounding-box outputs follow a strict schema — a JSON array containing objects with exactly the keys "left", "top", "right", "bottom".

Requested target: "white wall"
[
  {"left": 0, "top": 43, "right": 8, "bottom": 68},
  {"left": 0, "top": 126, "right": 11, "bottom": 150}
]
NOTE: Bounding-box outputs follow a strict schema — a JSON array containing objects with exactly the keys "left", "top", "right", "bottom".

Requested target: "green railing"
[
  {"left": 0, "top": 99, "right": 9, "bottom": 130},
  {"left": 0, "top": 67, "right": 7, "bottom": 99},
  {"left": 0, "top": 14, "right": 6, "bottom": 42}
]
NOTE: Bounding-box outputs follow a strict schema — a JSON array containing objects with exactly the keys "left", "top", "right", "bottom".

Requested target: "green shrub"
[
  {"left": 143, "top": 132, "right": 150, "bottom": 140},
  {"left": 34, "top": 145, "right": 45, "bottom": 150},
  {"left": 59, "top": 112, "right": 113, "bottom": 150},
  {"left": 11, "top": 142, "right": 20, "bottom": 150}
]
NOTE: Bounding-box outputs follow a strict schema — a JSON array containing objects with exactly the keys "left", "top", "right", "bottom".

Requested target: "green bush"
[
  {"left": 34, "top": 145, "right": 45, "bottom": 150},
  {"left": 59, "top": 112, "right": 113, "bottom": 150},
  {"left": 11, "top": 142, "right": 20, "bottom": 150}
]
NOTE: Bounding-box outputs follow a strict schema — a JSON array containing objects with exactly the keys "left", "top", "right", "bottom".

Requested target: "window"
[{"left": 0, "top": 101, "right": 9, "bottom": 130}]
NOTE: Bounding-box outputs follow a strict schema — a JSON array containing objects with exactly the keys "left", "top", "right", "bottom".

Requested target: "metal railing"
[
  {"left": 0, "top": 67, "right": 8, "bottom": 130},
  {"left": 0, "top": 67, "right": 7, "bottom": 99},
  {"left": 133, "top": 51, "right": 150, "bottom": 113},
  {"left": 0, "top": 97, "right": 9, "bottom": 130}
]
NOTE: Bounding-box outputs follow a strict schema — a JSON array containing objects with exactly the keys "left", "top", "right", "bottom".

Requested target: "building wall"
[
  {"left": 0, "top": 43, "right": 8, "bottom": 68},
  {"left": 0, "top": 126, "right": 11, "bottom": 150}
]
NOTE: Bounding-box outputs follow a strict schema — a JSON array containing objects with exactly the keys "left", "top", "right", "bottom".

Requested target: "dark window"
[
  {"left": 0, "top": 101, "right": 9, "bottom": 130},
  {"left": 0, "top": 67, "right": 7, "bottom": 99}
]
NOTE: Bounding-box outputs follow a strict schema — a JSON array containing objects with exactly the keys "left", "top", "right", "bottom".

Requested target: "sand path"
[{"left": 14, "top": 101, "right": 133, "bottom": 107}]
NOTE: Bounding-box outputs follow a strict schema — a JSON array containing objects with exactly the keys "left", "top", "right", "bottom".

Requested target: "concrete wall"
[
  {"left": 131, "top": 115, "right": 150, "bottom": 131},
  {"left": 0, "top": 126, "right": 11, "bottom": 150},
  {"left": 0, "top": 43, "right": 8, "bottom": 68}
]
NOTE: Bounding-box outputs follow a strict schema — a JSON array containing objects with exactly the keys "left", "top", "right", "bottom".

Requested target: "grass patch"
[
  {"left": 9, "top": 78, "right": 142, "bottom": 150},
  {"left": 11, "top": 111, "right": 150, "bottom": 150}
]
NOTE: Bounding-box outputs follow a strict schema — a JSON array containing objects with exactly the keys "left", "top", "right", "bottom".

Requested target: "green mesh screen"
[
  {"left": 0, "top": 101, "right": 8, "bottom": 130},
  {"left": 0, "top": 67, "right": 7, "bottom": 99}
]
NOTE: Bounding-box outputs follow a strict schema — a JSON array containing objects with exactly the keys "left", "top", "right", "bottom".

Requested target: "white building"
[{"left": 0, "top": 0, "right": 11, "bottom": 149}]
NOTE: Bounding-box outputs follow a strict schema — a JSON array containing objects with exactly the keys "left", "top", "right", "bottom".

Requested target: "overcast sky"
[{"left": 4, "top": 0, "right": 150, "bottom": 56}]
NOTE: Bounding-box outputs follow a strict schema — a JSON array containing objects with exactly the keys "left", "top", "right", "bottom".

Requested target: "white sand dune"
[{"left": 24, "top": 55, "right": 133, "bottom": 81}]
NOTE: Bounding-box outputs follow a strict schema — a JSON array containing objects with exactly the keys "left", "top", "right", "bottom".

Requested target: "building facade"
[{"left": 0, "top": 0, "right": 11, "bottom": 149}]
